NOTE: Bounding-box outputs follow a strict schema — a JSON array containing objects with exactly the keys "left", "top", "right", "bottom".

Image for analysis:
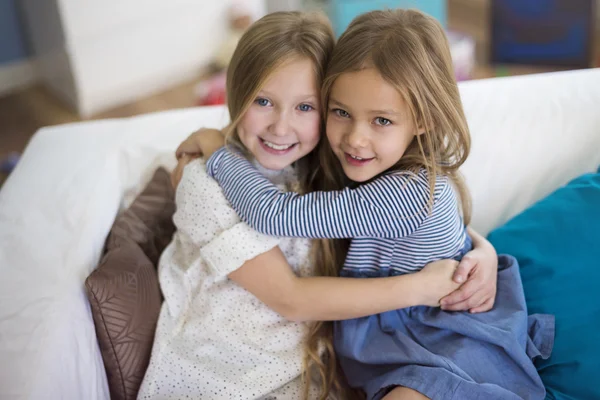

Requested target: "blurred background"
[{"left": 1, "top": 0, "right": 599, "bottom": 185}]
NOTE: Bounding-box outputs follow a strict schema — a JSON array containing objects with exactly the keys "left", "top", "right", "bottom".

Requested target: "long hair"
[
  {"left": 218, "top": 11, "right": 339, "bottom": 399},
  {"left": 307, "top": 8, "right": 473, "bottom": 398},
  {"left": 319, "top": 8, "right": 471, "bottom": 218},
  {"left": 223, "top": 11, "right": 334, "bottom": 192}
]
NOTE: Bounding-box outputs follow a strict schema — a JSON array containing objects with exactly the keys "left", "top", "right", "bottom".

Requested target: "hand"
[
  {"left": 414, "top": 259, "right": 462, "bottom": 307},
  {"left": 175, "top": 128, "right": 225, "bottom": 159},
  {"left": 440, "top": 239, "right": 498, "bottom": 313},
  {"left": 170, "top": 154, "right": 197, "bottom": 189}
]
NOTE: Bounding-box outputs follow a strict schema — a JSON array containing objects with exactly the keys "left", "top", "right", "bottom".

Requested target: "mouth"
[
  {"left": 259, "top": 138, "right": 298, "bottom": 155},
  {"left": 344, "top": 152, "right": 375, "bottom": 166}
]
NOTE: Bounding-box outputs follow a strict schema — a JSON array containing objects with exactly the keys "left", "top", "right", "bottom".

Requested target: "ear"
[
  {"left": 415, "top": 126, "right": 427, "bottom": 136},
  {"left": 415, "top": 120, "right": 428, "bottom": 136}
]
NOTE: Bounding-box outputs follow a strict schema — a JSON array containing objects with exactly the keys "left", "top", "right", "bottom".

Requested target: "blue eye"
[
  {"left": 298, "top": 103, "right": 314, "bottom": 112},
  {"left": 332, "top": 108, "right": 350, "bottom": 118},
  {"left": 255, "top": 97, "right": 271, "bottom": 107},
  {"left": 375, "top": 117, "right": 392, "bottom": 126}
]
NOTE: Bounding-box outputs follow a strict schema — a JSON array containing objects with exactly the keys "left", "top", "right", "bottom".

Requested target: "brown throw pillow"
[
  {"left": 87, "top": 242, "right": 162, "bottom": 400},
  {"left": 86, "top": 167, "right": 176, "bottom": 400},
  {"left": 106, "top": 168, "right": 177, "bottom": 264}
]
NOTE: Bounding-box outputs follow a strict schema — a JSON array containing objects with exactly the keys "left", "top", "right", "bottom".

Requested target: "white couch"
[{"left": 1, "top": 68, "right": 599, "bottom": 399}]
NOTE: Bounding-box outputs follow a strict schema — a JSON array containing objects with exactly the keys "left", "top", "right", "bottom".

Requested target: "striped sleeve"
[{"left": 206, "top": 146, "right": 431, "bottom": 239}]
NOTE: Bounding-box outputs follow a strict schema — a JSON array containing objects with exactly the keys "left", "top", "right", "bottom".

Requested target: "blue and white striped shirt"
[{"left": 206, "top": 147, "right": 468, "bottom": 275}]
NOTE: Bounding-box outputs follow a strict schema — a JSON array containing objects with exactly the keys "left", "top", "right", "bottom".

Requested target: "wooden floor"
[{"left": 0, "top": 0, "right": 594, "bottom": 185}]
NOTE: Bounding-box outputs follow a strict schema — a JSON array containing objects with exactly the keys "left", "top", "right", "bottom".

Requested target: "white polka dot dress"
[{"left": 137, "top": 159, "right": 318, "bottom": 400}]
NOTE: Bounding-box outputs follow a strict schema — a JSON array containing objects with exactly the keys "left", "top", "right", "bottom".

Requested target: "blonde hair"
[
  {"left": 223, "top": 11, "right": 335, "bottom": 191},
  {"left": 307, "top": 8, "right": 473, "bottom": 398},
  {"left": 217, "top": 11, "right": 338, "bottom": 399}
]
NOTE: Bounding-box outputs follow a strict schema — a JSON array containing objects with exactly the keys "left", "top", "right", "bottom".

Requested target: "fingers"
[
  {"left": 175, "top": 135, "right": 204, "bottom": 158},
  {"left": 441, "top": 272, "right": 479, "bottom": 306},
  {"left": 170, "top": 170, "right": 176, "bottom": 189},
  {"left": 176, "top": 149, "right": 202, "bottom": 159},
  {"left": 171, "top": 155, "right": 194, "bottom": 189},
  {"left": 441, "top": 287, "right": 487, "bottom": 311},
  {"left": 453, "top": 256, "right": 476, "bottom": 283},
  {"left": 175, "top": 128, "right": 224, "bottom": 158},
  {"left": 175, "top": 143, "right": 190, "bottom": 159},
  {"left": 171, "top": 163, "right": 183, "bottom": 189},
  {"left": 176, "top": 130, "right": 203, "bottom": 158},
  {"left": 469, "top": 297, "right": 495, "bottom": 313},
  {"left": 443, "top": 252, "right": 498, "bottom": 312}
]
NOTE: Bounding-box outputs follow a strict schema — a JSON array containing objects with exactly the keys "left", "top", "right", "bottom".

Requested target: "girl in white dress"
[{"left": 140, "top": 11, "right": 499, "bottom": 400}]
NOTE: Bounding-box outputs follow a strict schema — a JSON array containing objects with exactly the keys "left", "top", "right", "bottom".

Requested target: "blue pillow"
[{"left": 487, "top": 167, "right": 600, "bottom": 400}]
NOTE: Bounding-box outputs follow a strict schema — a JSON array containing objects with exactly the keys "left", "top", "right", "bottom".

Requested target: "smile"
[
  {"left": 344, "top": 152, "right": 375, "bottom": 166},
  {"left": 259, "top": 138, "right": 298, "bottom": 154}
]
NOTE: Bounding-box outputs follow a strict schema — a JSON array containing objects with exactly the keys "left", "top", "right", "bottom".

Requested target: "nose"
[
  {"left": 270, "top": 111, "right": 291, "bottom": 137},
  {"left": 345, "top": 124, "right": 368, "bottom": 148}
]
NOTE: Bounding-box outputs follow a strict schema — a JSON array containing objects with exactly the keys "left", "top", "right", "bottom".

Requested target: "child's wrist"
[
  {"left": 409, "top": 273, "right": 426, "bottom": 306},
  {"left": 394, "top": 273, "right": 424, "bottom": 308}
]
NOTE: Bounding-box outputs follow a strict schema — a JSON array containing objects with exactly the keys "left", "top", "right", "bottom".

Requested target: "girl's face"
[
  {"left": 237, "top": 57, "right": 321, "bottom": 171},
  {"left": 326, "top": 68, "right": 422, "bottom": 182}
]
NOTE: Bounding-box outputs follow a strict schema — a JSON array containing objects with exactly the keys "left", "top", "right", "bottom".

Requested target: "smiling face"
[
  {"left": 236, "top": 57, "right": 322, "bottom": 171},
  {"left": 325, "top": 68, "right": 421, "bottom": 182}
]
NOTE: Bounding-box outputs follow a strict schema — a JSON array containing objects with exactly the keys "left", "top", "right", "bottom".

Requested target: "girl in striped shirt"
[{"left": 195, "top": 9, "right": 554, "bottom": 400}]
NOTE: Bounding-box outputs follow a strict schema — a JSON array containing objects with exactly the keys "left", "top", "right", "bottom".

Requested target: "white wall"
[
  {"left": 21, "top": 0, "right": 267, "bottom": 116},
  {"left": 21, "top": 0, "right": 79, "bottom": 107}
]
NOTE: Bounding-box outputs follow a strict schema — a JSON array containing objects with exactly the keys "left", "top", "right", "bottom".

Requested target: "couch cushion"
[
  {"left": 459, "top": 70, "right": 600, "bottom": 236},
  {"left": 487, "top": 167, "right": 600, "bottom": 400},
  {"left": 106, "top": 168, "right": 176, "bottom": 265},
  {"left": 86, "top": 242, "right": 162, "bottom": 400},
  {"left": 85, "top": 167, "right": 176, "bottom": 400}
]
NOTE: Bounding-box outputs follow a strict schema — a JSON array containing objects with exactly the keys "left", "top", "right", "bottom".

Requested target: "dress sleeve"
[
  {"left": 175, "top": 159, "right": 281, "bottom": 278},
  {"left": 200, "top": 221, "right": 280, "bottom": 278}
]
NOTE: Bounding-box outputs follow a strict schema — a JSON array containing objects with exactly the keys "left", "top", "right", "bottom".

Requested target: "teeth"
[
  {"left": 262, "top": 139, "right": 295, "bottom": 151},
  {"left": 350, "top": 154, "right": 364, "bottom": 160}
]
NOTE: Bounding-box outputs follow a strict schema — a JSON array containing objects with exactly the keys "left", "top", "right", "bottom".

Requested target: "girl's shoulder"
[
  {"left": 381, "top": 168, "right": 453, "bottom": 201},
  {"left": 179, "top": 158, "right": 211, "bottom": 183},
  {"left": 177, "top": 158, "right": 224, "bottom": 200},
  {"left": 380, "top": 167, "right": 446, "bottom": 187}
]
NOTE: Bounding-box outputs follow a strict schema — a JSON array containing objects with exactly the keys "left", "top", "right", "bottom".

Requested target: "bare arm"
[{"left": 228, "top": 246, "right": 460, "bottom": 322}]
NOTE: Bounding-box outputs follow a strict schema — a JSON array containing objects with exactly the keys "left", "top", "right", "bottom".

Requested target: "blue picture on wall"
[{"left": 490, "top": 0, "right": 594, "bottom": 68}]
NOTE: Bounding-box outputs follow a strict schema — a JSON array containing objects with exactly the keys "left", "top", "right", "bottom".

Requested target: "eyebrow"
[
  {"left": 259, "top": 90, "right": 318, "bottom": 101},
  {"left": 330, "top": 98, "right": 400, "bottom": 116}
]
